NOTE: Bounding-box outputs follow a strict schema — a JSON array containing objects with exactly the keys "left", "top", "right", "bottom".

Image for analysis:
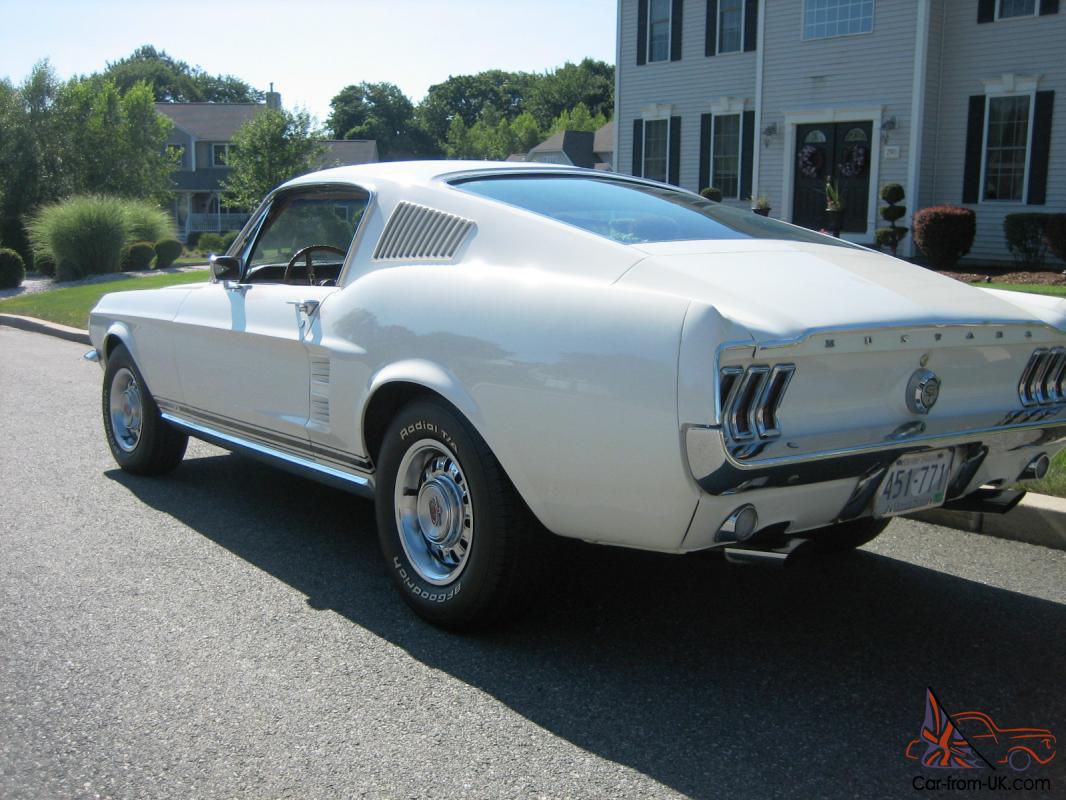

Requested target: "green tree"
[
  {"left": 417, "top": 70, "right": 537, "bottom": 145},
  {"left": 510, "top": 112, "right": 543, "bottom": 153},
  {"left": 443, "top": 116, "right": 475, "bottom": 159},
  {"left": 105, "top": 45, "right": 263, "bottom": 103},
  {"left": 326, "top": 81, "right": 431, "bottom": 157},
  {"left": 526, "top": 59, "right": 614, "bottom": 129},
  {"left": 222, "top": 109, "right": 324, "bottom": 209},
  {"left": 548, "top": 102, "right": 608, "bottom": 134}
]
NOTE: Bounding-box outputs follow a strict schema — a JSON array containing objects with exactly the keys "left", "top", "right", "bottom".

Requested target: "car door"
[{"left": 169, "top": 185, "right": 369, "bottom": 457}]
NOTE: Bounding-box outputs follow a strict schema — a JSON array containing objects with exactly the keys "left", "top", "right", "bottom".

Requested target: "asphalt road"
[{"left": 2, "top": 327, "right": 1065, "bottom": 800}]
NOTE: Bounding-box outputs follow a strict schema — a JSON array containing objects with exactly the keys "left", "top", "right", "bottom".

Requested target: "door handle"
[{"left": 286, "top": 299, "right": 320, "bottom": 315}]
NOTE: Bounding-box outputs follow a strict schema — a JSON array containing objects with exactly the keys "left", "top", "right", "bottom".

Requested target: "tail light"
[
  {"left": 1018, "top": 347, "right": 1066, "bottom": 406},
  {"left": 719, "top": 364, "right": 795, "bottom": 441}
]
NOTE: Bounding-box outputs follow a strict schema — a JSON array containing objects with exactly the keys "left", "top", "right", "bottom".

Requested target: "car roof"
[{"left": 280, "top": 159, "right": 601, "bottom": 192}]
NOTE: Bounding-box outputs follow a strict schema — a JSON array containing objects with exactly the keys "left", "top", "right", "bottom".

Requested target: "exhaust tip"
[
  {"left": 717, "top": 504, "right": 759, "bottom": 542},
  {"left": 1020, "top": 453, "right": 1051, "bottom": 481}
]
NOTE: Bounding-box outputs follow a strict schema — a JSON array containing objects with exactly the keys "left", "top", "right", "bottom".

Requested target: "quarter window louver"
[
  {"left": 720, "top": 363, "right": 795, "bottom": 441},
  {"left": 372, "top": 202, "right": 475, "bottom": 262},
  {"left": 1019, "top": 347, "right": 1066, "bottom": 406}
]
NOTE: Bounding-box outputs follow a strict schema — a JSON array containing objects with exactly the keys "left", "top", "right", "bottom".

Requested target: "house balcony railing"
[{"left": 187, "top": 212, "right": 251, "bottom": 235}]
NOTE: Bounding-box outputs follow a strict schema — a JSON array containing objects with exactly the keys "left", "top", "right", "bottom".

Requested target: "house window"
[
  {"left": 711, "top": 115, "right": 741, "bottom": 198},
  {"left": 998, "top": 0, "right": 1036, "bottom": 18},
  {"left": 718, "top": 0, "right": 744, "bottom": 53},
  {"left": 803, "top": 0, "right": 874, "bottom": 40},
  {"left": 983, "top": 95, "right": 1032, "bottom": 201},
  {"left": 212, "top": 143, "right": 236, "bottom": 166},
  {"left": 648, "top": 0, "right": 671, "bottom": 62},
  {"left": 643, "top": 119, "right": 669, "bottom": 182}
]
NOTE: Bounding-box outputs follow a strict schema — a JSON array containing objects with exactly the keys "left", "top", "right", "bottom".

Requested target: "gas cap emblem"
[{"left": 906, "top": 369, "right": 940, "bottom": 415}]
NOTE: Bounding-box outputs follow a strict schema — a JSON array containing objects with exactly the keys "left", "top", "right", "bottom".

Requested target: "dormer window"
[{"left": 212, "top": 144, "right": 236, "bottom": 167}]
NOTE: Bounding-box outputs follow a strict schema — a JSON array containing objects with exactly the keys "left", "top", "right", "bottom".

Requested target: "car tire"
[
  {"left": 1008, "top": 749, "right": 1033, "bottom": 772},
  {"left": 102, "top": 344, "right": 188, "bottom": 475},
  {"left": 375, "top": 399, "right": 539, "bottom": 629},
  {"left": 811, "top": 517, "right": 891, "bottom": 554}
]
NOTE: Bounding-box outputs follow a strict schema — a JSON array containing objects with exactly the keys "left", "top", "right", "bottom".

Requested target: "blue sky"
[{"left": 0, "top": 0, "right": 616, "bottom": 120}]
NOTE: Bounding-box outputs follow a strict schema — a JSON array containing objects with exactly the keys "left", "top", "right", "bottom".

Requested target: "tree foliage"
[
  {"left": 222, "top": 109, "right": 324, "bottom": 209},
  {"left": 326, "top": 81, "right": 431, "bottom": 157},
  {"left": 104, "top": 45, "right": 263, "bottom": 103}
]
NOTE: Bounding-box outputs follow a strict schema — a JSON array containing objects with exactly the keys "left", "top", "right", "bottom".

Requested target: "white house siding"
[
  {"left": 926, "top": 2, "right": 1066, "bottom": 261},
  {"left": 918, "top": 0, "right": 946, "bottom": 210},
  {"left": 617, "top": 0, "right": 757, "bottom": 209},
  {"left": 757, "top": 0, "right": 918, "bottom": 239}
]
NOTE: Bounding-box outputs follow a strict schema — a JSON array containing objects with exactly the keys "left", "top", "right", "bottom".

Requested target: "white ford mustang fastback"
[{"left": 89, "top": 161, "right": 1066, "bottom": 627}]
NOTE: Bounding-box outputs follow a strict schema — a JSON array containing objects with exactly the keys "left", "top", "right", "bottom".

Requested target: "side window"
[{"left": 245, "top": 187, "right": 369, "bottom": 283}]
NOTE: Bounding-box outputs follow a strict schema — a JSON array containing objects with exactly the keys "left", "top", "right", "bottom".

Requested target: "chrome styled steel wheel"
[
  {"left": 108, "top": 367, "right": 143, "bottom": 452},
  {"left": 394, "top": 438, "right": 474, "bottom": 585}
]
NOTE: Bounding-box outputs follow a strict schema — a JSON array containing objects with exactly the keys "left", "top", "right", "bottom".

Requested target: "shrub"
[
  {"left": 1046, "top": 214, "right": 1066, "bottom": 265},
  {"left": 197, "top": 232, "right": 226, "bottom": 253},
  {"left": 27, "top": 195, "right": 129, "bottom": 280},
  {"left": 878, "top": 183, "right": 907, "bottom": 255},
  {"left": 32, "top": 251, "right": 56, "bottom": 277},
  {"left": 220, "top": 230, "right": 240, "bottom": 251},
  {"left": 912, "top": 206, "right": 976, "bottom": 270},
  {"left": 700, "top": 187, "right": 723, "bottom": 202},
  {"left": 1003, "top": 213, "right": 1052, "bottom": 269},
  {"left": 880, "top": 183, "right": 905, "bottom": 205},
  {"left": 0, "top": 247, "right": 25, "bottom": 289},
  {"left": 154, "top": 238, "right": 184, "bottom": 269},
  {"left": 126, "top": 241, "right": 156, "bottom": 270},
  {"left": 185, "top": 231, "right": 202, "bottom": 250},
  {"left": 124, "top": 200, "right": 176, "bottom": 244},
  {"left": 875, "top": 227, "right": 908, "bottom": 250}
]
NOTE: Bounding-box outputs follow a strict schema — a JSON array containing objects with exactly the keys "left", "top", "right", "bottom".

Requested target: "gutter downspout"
[
  {"left": 752, "top": 0, "right": 767, "bottom": 209},
  {"left": 905, "top": 0, "right": 932, "bottom": 257}
]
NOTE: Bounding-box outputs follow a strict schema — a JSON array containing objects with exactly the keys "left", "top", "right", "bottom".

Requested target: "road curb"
[
  {"left": 909, "top": 492, "right": 1066, "bottom": 551},
  {"left": 0, "top": 314, "right": 91, "bottom": 346}
]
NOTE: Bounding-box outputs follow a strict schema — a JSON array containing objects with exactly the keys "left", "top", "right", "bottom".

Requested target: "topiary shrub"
[
  {"left": 0, "top": 247, "right": 26, "bottom": 289},
  {"left": 27, "top": 195, "right": 128, "bottom": 280},
  {"left": 700, "top": 187, "right": 723, "bottom": 202},
  {"left": 125, "top": 241, "right": 156, "bottom": 270},
  {"left": 1046, "top": 214, "right": 1066, "bottom": 266},
  {"left": 1004, "top": 213, "right": 1052, "bottom": 269},
  {"left": 876, "top": 183, "right": 908, "bottom": 256},
  {"left": 912, "top": 206, "right": 976, "bottom": 270},
  {"left": 197, "top": 232, "right": 226, "bottom": 253},
  {"left": 123, "top": 200, "right": 177, "bottom": 244},
  {"left": 185, "top": 231, "right": 202, "bottom": 250},
  {"left": 154, "top": 238, "right": 184, "bottom": 269},
  {"left": 220, "top": 230, "right": 240, "bottom": 251}
]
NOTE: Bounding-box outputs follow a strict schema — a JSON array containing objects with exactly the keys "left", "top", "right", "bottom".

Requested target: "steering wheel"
[{"left": 283, "top": 244, "right": 347, "bottom": 285}]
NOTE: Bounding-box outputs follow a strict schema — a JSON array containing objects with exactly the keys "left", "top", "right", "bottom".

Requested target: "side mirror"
[{"left": 210, "top": 254, "right": 242, "bottom": 282}]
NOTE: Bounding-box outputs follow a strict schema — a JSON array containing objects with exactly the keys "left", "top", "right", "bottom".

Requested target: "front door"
[{"left": 793, "top": 121, "right": 872, "bottom": 235}]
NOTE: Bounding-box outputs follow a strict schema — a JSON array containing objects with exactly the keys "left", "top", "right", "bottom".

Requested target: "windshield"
[{"left": 452, "top": 174, "right": 856, "bottom": 248}]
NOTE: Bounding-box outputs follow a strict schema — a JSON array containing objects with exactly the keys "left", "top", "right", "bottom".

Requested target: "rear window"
[{"left": 452, "top": 174, "right": 855, "bottom": 248}]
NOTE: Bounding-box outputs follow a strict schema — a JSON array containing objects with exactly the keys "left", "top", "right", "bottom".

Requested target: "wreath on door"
[
  {"left": 797, "top": 145, "right": 824, "bottom": 179},
  {"left": 838, "top": 143, "right": 869, "bottom": 177}
]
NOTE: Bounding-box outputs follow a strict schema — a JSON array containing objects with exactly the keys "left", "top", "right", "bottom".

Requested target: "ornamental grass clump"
[
  {"left": 124, "top": 200, "right": 176, "bottom": 244},
  {"left": 27, "top": 195, "right": 129, "bottom": 280}
]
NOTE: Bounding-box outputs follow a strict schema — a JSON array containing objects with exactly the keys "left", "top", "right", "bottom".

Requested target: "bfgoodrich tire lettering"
[
  {"left": 375, "top": 399, "right": 539, "bottom": 628},
  {"left": 102, "top": 344, "right": 187, "bottom": 475}
]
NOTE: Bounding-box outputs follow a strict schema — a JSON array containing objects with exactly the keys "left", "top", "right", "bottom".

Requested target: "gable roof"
[
  {"left": 155, "top": 102, "right": 265, "bottom": 141},
  {"left": 593, "top": 121, "right": 614, "bottom": 155},
  {"left": 528, "top": 130, "right": 596, "bottom": 168}
]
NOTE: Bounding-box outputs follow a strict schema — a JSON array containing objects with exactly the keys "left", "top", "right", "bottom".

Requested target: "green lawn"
[
  {"left": 981, "top": 283, "right": 1066, "bottom": 297},
  {"left": 0, "top": 269, "right": 209, "bottom": 328},
  {"left": 172, "top": 255, "right": 211, "bottom": 267}
]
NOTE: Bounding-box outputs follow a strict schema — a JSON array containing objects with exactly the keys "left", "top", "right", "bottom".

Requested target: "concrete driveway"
[{"left": 2, "top": 328, "right": 1064, "bottom": 799}]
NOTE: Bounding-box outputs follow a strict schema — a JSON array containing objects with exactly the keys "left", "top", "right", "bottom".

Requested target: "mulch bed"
[{"left": 940, "top": 269, "right": 1066, "bottom": 285}]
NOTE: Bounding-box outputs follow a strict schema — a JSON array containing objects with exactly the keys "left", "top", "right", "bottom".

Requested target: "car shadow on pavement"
[{"left": 107, "top": 453, "right": 1066, "bottom": 799}]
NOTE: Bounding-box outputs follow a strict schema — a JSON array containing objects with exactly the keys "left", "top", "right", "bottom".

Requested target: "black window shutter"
[
  {"left": 671, "top": 0, "right": 684, "bottom": 61},
  {"left": 743, "top": 0, "right": 758, "bottom": 51},
  {"left": 1040, "top": 0, "right": 1059, "bottom": 15},
  {"left": 740, "top": 110, "right": 756, "bottom": 201},
  {"left": 637, "top": 0, "right": 648, "bottom": 65},
  {"left": 1028, "top": 91, "right": 1055, "bottom": 204},
  {"left": 669, "top": 116, "right": 682, "bottom": 185},
  {"left": 962, "top": 95, "right": 986, "bottom": 203},
  {"left": 977, "top": 0, "right": 995, "bottom": 23},
  {"left": 699, "top": 114, "right": 713, "bottom": 191},
  {"left": 632, "top": 119, "right": 644, "bottom": 176},
  {"left": 705, "top": 0, "right": 718, "bottom": 56}
]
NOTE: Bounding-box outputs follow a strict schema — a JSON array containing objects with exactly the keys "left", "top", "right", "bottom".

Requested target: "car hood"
[{"left": 616, "top": 240, "right": 1066, "bottom": 342}]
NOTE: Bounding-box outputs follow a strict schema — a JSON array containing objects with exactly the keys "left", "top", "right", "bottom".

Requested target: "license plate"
[{"left": 873, "top": 449, "right": 955, "bottom": 517}]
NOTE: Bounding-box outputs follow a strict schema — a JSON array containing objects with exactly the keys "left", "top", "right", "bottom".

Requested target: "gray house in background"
[
  {"left": 615, "top": 0, "right": 1064, "bottom": 261},
  {"left": 157, "top": 88, "right": 378, "bottom": 241},
  {"left": 526, "top": 122, "right": 616, "bottom": 169}
]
